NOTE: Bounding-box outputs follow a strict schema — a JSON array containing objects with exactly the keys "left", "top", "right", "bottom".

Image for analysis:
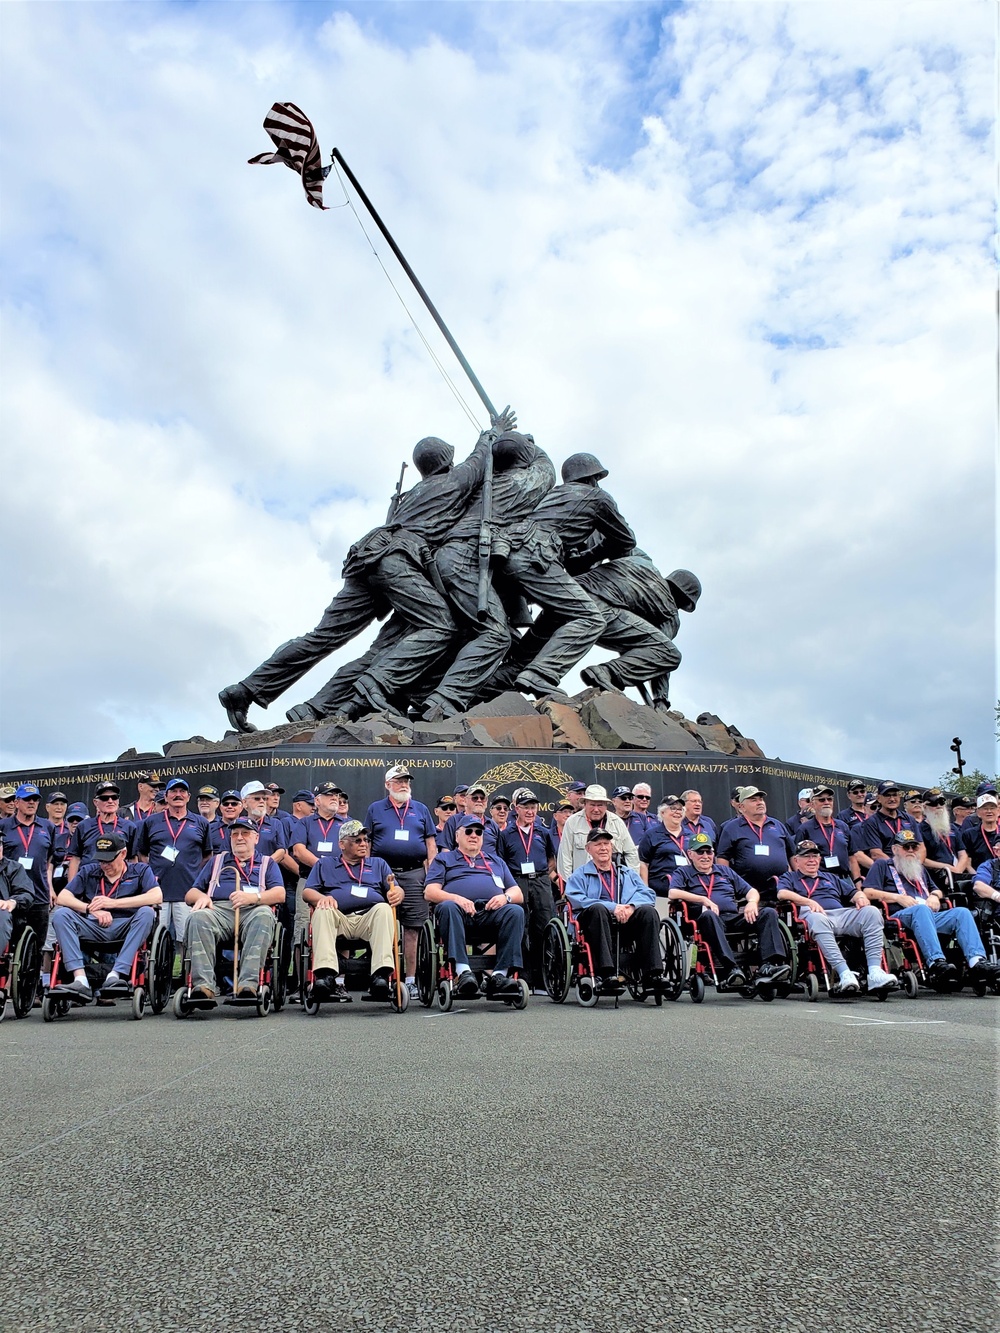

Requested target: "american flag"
[{"left": 248, "top": 102, "right": 330, "bottom": 210}]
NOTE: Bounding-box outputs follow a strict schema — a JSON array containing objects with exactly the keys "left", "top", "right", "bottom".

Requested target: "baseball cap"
[
  {"left": 846, "top": 779, "right": 866, "bottom": 792},
  {"left": 15, "top": 784, "right": 41, "bottom": 799},
  {"left": 951, "top": 794, "right": 973, "bottom": 809},
  {"left": 583, "top": 785, "right": 609, "bottom": 802},
  {"left": 46, "top": 791, "right": 68, "bottom": 803},
  {"left": 586, "top": 827, "right": 614, "bottom": 844},
  {"left": 197, "top": 785, "right": 220, "bottom": 799},
  {"left": 67, "top": 802, "right": 88, "bottom": 820},
  {"left": 977, "top": 793, "right": 998, "bottom": 808},
  {"left": 976, "top": 780, "right": 997, "bottom": 796},
  {"left": 904, "top": 789, "right": 922, "bottom": 802},
  {"left": 292, "top": 790, "right": 315, "bottom": 804},
  {"left": 265, "top": 782, "right": 285, "bottom": 795},
  {"left": 135, "top": 771, "right": 157, "bottom": 785},
  {"left": 921, "top": 788, "right": 944, "bottom": 802},
  {"left": 662, "top": 794, "right": 684, "bottom": 806},
  {"left": 0, "top": 785, "right": 16, "bottom": 800},
  {"left": 220, "top": 790, "right": 242, "bottom": 803},
  {"left": 384, "top": 765, "right": 413, "bottom": 781},
  {"left": 876, "top": 780, "right": 899, "bottom": 796},
  {"left": 736, "top": 786, "right": 766, "bottom": 802},
  {"left": 313, "top": 782, "right": 343, "bottom": 797},
  {"left": 95, "top": 782, "right": 121, "bottom": 797},
  {"left": 811, "top": 785, "right": 834, "bottom": 798},
  {"left": 241, "top": 781, "right": 267, "bottom": 798},
  {"left": 165, "top": 778, "right": 190, "bottom": 792},
  {"left": 611, "top": 786, "right": 634, "bottom": 800},
  {"left": 453, "top": 784, "right": 470, "bottom": 796},
  {"left": 467, "top": 785, "right": 488, "bottom": 798},
  {"left": 490, "top": 794, "right": 511, "bottom": 808},
  {"left": 555, "top": 801, "right": 573, "bottom": 812},
  {"left": 567, "top": 781, "right": 588, "bottom": 794},
  {"left": 512, "top": 788, "right": 538, "bottom": 805},
  {"left": 338, "top": 819, "right": 367, "bottom": 841},
  {"left": 797, "top": 788, "right": 812, "bottom": 801},
  {"left": 94, "top": 833, "right": 127, "bottom": 862},
  {"left": 457, "top": 815, "right": 485, "bottom": 832},
  {"left": 794, "top": 840, "right": 821, "bottom": 856},
  {"left": 685, "top": 832, "right": 714, "bottom": 853},
  {"left": 893, "top": 828, "right": 920, "bottom": 847},
  {"left": 228, "top": 817, "right": 256, "bottom": 832}
]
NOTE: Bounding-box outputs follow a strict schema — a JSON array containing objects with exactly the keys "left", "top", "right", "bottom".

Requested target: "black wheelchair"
[
  {"left": 671, "top": 901, "right": 798, "bottom": 1003},
  {"left": 172, "top": 910, "right": 285, "bottom": 1018},
  {"left": 298, "top": 908, "right": 409, "bottom": 1015},
  {"left": 43, "top": 915, "right": 174, "bottom": 1021},
  {"left": 0, "top": 918, "right": 40, "bottom": 1021},
  {"left": 541, "top": 899, "right": 688, "bottom": 1006},
  {"left": 415, "top": 914, "right": 529, "bottom": 1012}
]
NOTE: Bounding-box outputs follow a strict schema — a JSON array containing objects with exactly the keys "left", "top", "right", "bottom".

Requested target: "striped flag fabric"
[{"left": 248, "top": 102, "right": 330, "bottom": 210}]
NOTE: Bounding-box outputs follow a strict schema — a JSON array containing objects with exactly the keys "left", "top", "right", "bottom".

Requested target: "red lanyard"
[
  {"left": 101, "top": 872, "right": 126, "bottom": 899},
  {"left": 135, "top": 805, "right": 153, "bottom": 823},
  {"left": 390, "top": 799, "right": 410, "bottom": 828},
  {"left": 164, "top": 814, "right": 187, "bottom": 846},
  {"left": 340, "top": 855, "right": 366, "bottom": 883},
  {"left": 316, "top": 817, "right": 337, "bottom": 840},
  {"left": 983, "top": 827, "right": 999, "bottom": 858},
  {"left": 798, "top": 875, "right": 820, "bottom": 898},
  {"left": 815, "top": 822, "right": 837, "bottom": 855},
  {"left": 881, "top": 814, "right": 903, "bottom": 835},
  {"left": 596, "top": 867, "right": 617, "bottom": 902},
  {"left": 97, "top": 816, "right": 118, "bottom": 836},
  {"left": 460, "top": 851, "right": 493, "bottom": 876},
  {"left": 235, "top": 855, "right": 257, "bottom": 886},
  {"left": 742, "top": 817, "right": 766, "bottom": 843},
  {"left": 516, "top": 823, "right": 536, "bottom": 857},
  {"left": 696, "top": 873, "right": 716, "bottom": 898},
  {"left": 16, "top": 822, "right": 37, "bottom": 856},
  {"left": 666, "top": 830, "right": 686, "bottom": 857}
]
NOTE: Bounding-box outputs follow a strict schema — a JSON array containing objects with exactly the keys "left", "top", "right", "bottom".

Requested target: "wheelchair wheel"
[
  {"left": 778, "top": 920, "right": 798, "bottom": 985},
  {"left": 41, "top": 994, "right": 58, "bottom": 1023},
  {"left": 902, "top": 969, "right": 919, "bottom": 998},
  {"left": 659, "top": 917, "right": 688, "bottom": 1001},
  {"left": 302, "top": 985, "right": 321, "bottom": 1016},
  {"left": 511, "top": 978, "right": 530, "bottom": 1010},
  {"left": 415, "top": 919, "right": 438, "bottom": 1007},
  {"left": 576, "top": 976, "right": 599, "bottom": 1007},
  {"left": 436, "top": 978, "right": 453, "bottom": 1012},
  {"left": 389, "top": 978, "right": 409, "bottom": 1012},
  {"left": 131, "top": 986, "right": 146, "bottom": 1020},
  {"left": 149, "top": 925, "right": 174, "bottom": 1014},
  {"left": 256, "top": 984, "right": 272, "bottom": 1017},
  {"left": 803, "top": 972, "right": 820, "bottom": 1002},
  {"left": 271, "top": 924, "right": 286, "bottom": 1012},
  {"left": 689, "top": 972, "right": 705, "bottom": 1004},
  {"left": 172, "top": 987, "right": 192, "bottom": 1019},
  {"left": 542, "top": 917, "right": 572, "bottom": 1003},
  {"left": 10, "top": 927, "right": 40, "bottom": 1020}
]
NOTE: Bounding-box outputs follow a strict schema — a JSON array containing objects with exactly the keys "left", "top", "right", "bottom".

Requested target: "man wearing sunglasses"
[
  {"left": 850, "top": 781, "right": 924, "bottom": 874},
  {"left": 424, "top": 816, "right": 524, "bottom": 1000},
  {"left": 919, "top": 788, "right": 972, "bottom": 884},
  {"left": 433, "top": 796, "right": 456, "bottom": 832},
  {"left": 210, "top": 792, "right": 245, "bottom": 853},
  {"left": 67, "top": 782, "right": 138, "bottom": 880},
  {"left": 836, "top": 780, "right": 870, "bottom": 829}
]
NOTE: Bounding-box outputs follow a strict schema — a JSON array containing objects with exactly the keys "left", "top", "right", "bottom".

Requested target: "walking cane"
[
  {"left": 389, "top": 875, "right": 403, "bottom": 1010},
  {"left": 232, "top": 905, "right": 240, "bottom": 995}
]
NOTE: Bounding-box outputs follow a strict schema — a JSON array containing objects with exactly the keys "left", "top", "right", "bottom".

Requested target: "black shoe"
[
  {"left": 332, "top": 978, "right": 352, "bottom": 1002},
  {"left": 456, "top": 971, "right": 480, "bottom": 998},
  {"left": 597, "top": 973, "right": 624, "bottom": 995},
  {"left": 756, "top": 962, "right": 790, "bottom": 986},
  {"left": 310, "top": 969, "right": 336, "bottom": 1001},
  {"left": 285, "top": 703, "right": 321, "bottom": 724},
  {"left": 368, "top": 973, "right": 391, "bottom": 1001},
  {"left": 219, "top": 683, "right": 258, "bottom": 734},
  {"left": 485, "top": 972, "right": 520, "bottom": 998},
  {"left": 927, "top": 958, "right": 959, "bottom": 985},
  {"left": 724, "top": 966, "right": 747, "bottom": 990},
  {"left": 355, "top": 675, "right": 390, "bottom": 714},
  {"left": 580, "top": 664, "right": 617, "bottom": 692}
]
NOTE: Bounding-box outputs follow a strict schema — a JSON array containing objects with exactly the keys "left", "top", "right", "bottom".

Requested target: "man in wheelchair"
[
  {"left": 564, "top": 828, "right": 663, "bottom": 994},
  {"left": 184, "top": 818, "right": 284, "bottom": 999},
  {"left": 776, "top": 839, "right": 898, "bottom": 995},
  {"left": 49, "top": 833, "right": 162, "bottom": 998},
  {"left": 667, "top": 832, "right": 791, "bottom": 991},
  {"left": 301, "top": 819, "right": 405, "bottom": 1002}
]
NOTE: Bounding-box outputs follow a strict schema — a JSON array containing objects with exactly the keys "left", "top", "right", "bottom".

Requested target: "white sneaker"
[
  {"left": 837, "top": 969, "right": 860, "bottom": 995},
  {"left": 867, "top": 966, "right": 898, "bottom": 991}
]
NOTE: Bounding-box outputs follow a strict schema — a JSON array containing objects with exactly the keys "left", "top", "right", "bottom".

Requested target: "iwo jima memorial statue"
[{"left": 7, "top": 104, "right": 873, "bottom": 811}]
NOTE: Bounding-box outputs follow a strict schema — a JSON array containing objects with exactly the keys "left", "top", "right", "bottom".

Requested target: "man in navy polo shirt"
[
  {"left": 565, "top": 827, "right": 662, "bottom": 990},
  {"left": 51, "top": 833, "right": 161, "bottom": 997},
  {"left": 67, "top": 782, "right": 137, "bottom": 879},
  {"left": 291, "top": 782, "right": 345, "bottom": 870},
  {"left": 549, "top": 782, "right": 586, "bottom": 835},
  {"left": 863, "top": 829, "right": 993, "bottom": 985},
  {"left": 668, "top": 832, "right": 791, "bottom": 991},
  {"left": 496, "top": 788, "right": 557, "bottom": 993},
  {"left": 716, "top": 787, "right": 794, "bottom": 901},
  {"left": 210, "top": 791, "right": 245, "bottom": 854},
  {"left": 919, "top": 788, "right": 972, "bottom": 882},
  {"left": 638, "top": 796, "right": 691, "bottom": 910},
  {"left": 793, "top": 785, "right": 854, "bottom": 882},
  {"left": 45, "top": 791, "right": 73, "bottom": 897},
  {"left": 776, "top": 840, "right": 896, "bottom": 995},
  {"left": 548, "top": 801, "right": 573, "bottom": 848},
  {"left": 136, "top": 778, "right": 212, "bottom": 952},
  {"left": 851, "top": 781, "right": 923, "bottom": 872},
  {"left": 785, "top": 790, "right": 814, "bottom": 837},
  {"left": 836, "top": 779, "right": 869, "bottom": 829},
  {"left": 239, "top": 782, "right": 291, "bottom": 862},
  {"left": 680, "top": 789, "right": 717, "bottom": 844},
  {"left": 424, "top": 816, "right": 524, "bottom": 1000},
  {"left": 126, "top": 773, "right": 161, "bottom": 825},
  {"left": 302, "top": 820, "right": 405, "bottom": 1002},
  {"left": 364, "top": 764, "right": 437, "bottom": 1002},
  {"left": 0, "top": 847, "right": 36, "bottom": 968},
  {"left": 627, "top": 783, "right": 657, "bottom": 841},
  {"left": 0, "top": 783, "right": 56, "bottom": 911},
  {"left": 440, "top": 785, "right": 490, "bottom": 851},
  {"left": 961, "top": 793, "right": 1000, "bottom": 869}
]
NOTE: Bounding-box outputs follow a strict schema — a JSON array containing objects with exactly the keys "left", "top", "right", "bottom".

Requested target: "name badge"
[
  {"left": 394, "top": 829, "right": 410, "bottom": 841},
  {"left": 19, "top": 856, "right": 33, "bottom": 871},
  {"left": 161, "top": 846, "right": 178, "bottom": 863},
  {"left": 674, "top": 855, "right": 689, "bottom": 867},
  {"left": 317, "top": 841, "right": 333, "bottom": 853},
  {"left": 350, "top": 885, "right": 368, "bottom": 898},
  {"left": 754, "top": 844, "right": 770, "bottom": 856},
  {"left": 492, "top": 875, "right": 505, "bottom": 889},
  {"left": 520, "top": 861, "right": 536, "bottom": 876},
  {"left": 824, "top": 856, "right": 840, "bottom": 869}
]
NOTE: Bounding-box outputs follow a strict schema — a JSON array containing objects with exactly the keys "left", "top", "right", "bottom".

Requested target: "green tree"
[{"left": 938, "top": 766, "right": 998, "bottom": 801}]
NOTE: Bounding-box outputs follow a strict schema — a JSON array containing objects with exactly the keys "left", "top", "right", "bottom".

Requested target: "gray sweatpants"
[{"left": 802, "top": 905, "right": 885, "bottom": 975}]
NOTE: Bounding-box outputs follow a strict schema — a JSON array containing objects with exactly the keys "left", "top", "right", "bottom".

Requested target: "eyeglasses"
[
  {"left": 96, "top": 795, "right": 119, "bottom": 801},
  {"left": 221, "top": 801, "right": 241, "bottom": 808},
  {"left": 440, "top": 803, "right": 456, "bottom": 811},
  {"left": 689, "top": 848, "right": 713, "bottom": 856},
  {"left": 633, "top": 795, "right": 650, "bottom": 802},
  {"left": 926, "top": 798, "right": 946, "bottom": 807}
]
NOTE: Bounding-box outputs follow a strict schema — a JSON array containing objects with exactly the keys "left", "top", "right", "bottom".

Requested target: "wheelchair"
[
  {"left": 671, "top": 901, "right": 798, "bottom": 1003},
  {"left": 298, "top": 907, "right": 409, "bottom": 1015},
  {"left": 881, "top": 898, "right": 996, "bottom": 998},
  {"left": 415, "top": 914, "right": 529, "bottom": 1011},
  {"left": 0, "top": 919, "right": 40, "bottom": 1020},
  {"left": 780, "top": 902, "right": 904, "bottom": 1002},
  {"left": 42, "top": 916, "right": 174, "bottom": 1021},
  {"left": 172, "top": 911, "right": 285, "bottom": 1018},
  {"left": 541, "top": 898, "right": 687, "bottom": 1006}
]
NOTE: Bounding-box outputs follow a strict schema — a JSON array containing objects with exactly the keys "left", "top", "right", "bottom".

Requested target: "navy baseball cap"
[
  {"left": 894, "top": 828, "right": 920, "bottom": 847},
  {"left": 457, "top": 815, "right": 485, "bottom": 832},
  {"left": 976, "top": 780, "right": 998, "bottom": 797},
  {"left": 15, "top": 784, "right": 41, "bottom": 799},
  {"left": 228, "top": 817, "right": 256, "bottom": 832},
  {"left": 567, "top": 782, "right": 588, "bottom": 794},
  {"left": 220, "top": 790, "right": 242, "bottom": 803},
  {"left": 453, "top": 784, "right": 470, "bottom": 796},
  {"left": 876, "top": 780, "right": 899, "bottom": 796},
  {"left": 586, "top": 827, "right": 614, "bottom": 844},
  {"left": 46, "top": 791, "right": 68, "bottom": 803},
  {"left": 611, "top": 786, "right": 633, "bottom": 800},
  {"left": 794, "top": 840, "right": 822, "bottom": 856},
  {"left": 313, "top": 782, "right": 343, "bottom": 797},
  {"left": 292, "top": 789, "right": 315, "bottom": 803},
  {"left": 95, "top": 781, "right": 120, "bottom": 797},
  {"left": 67, "top": 802, "right": 88, "bottom": 819},
  {"left": 165, "top": 778, "right": 190, "bottom": 792},
  {"left": 197, "top": 785, "right": 220, "bottom": 799}
]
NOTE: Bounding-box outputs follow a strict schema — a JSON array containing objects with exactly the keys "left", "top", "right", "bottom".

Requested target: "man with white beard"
[
  {"left": 919, "top": 788, "right": 972, "bottom": 883},
  {"left": 862, "top": 829, "right": 995, "bottom": 986}
]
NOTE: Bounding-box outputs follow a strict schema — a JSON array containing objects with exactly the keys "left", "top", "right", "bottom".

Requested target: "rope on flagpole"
[{"left": 331, "top": 163, "right": 483, "bottom": 431}]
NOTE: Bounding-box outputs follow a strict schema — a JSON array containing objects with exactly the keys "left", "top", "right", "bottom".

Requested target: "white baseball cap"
[{"left": 240, "top": 781, "right": 267, "bottom": 799}]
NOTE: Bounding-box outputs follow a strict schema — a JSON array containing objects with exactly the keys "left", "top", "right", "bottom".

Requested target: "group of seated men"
[{"left": 1, "top": 766, "right": 998, "bottom": 1008}]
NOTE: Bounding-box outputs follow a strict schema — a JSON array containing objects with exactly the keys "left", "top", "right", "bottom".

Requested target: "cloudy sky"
[{"left": 1, "top": 0, "right": 995, "bottom": 784}]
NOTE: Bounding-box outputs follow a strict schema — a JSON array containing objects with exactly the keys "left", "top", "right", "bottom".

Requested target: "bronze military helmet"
[
  {"left": 413, "top": 437, "right": 455, "bottom": 477},
  {"left": 561, "top": 452, "right": 608, "bottom": 483}
]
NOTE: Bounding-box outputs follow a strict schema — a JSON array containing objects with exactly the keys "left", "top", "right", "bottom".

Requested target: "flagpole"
[{"left": 330, "top": 148, "right": 497, "bottom": 421}]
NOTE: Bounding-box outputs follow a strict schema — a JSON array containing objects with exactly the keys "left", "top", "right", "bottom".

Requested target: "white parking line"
[{"left": 841, "top": 1017, "right": 948, "bottom": 1027}]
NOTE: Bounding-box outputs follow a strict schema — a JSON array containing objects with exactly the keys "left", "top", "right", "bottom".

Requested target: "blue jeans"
[
  {"left": 894, "top": 904, "right": 985, "bottom": 965},
  {"left": 434, "top": 901, "right": 524, "bottom": 971}
]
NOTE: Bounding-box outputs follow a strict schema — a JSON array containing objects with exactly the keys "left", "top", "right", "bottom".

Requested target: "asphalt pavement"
[{"left": 2, "top": 987, "right": 997, "bottom": 1333}]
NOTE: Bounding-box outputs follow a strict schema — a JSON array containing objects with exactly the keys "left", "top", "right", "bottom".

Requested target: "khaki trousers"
[{"left": 311, "top": 903, "right": 395, "bottom": 973}]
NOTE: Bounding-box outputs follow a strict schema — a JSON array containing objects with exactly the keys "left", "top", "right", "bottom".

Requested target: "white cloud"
[{"left": 1, "top": 1, "right": 994, "bottom": 784}]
